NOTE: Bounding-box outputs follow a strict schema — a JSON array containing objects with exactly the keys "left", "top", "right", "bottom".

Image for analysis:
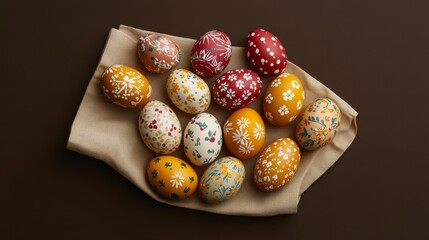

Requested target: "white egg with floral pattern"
[
  {"left": 184, "top": 113, "right": 222, "bottom": 166},
  {"left": 199, "top": 156, "right": 245, "bottom": 204},
  {"left": 166, "top": 69, "right": 211, "bottom": 114}
]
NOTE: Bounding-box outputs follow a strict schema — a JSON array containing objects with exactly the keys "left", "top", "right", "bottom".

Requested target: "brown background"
[{"left": 1, "top": 0, "right": 428, "bottom": 239}]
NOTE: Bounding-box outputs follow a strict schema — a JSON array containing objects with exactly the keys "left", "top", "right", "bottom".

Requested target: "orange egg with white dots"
[{"left": 253, "top": 138, "right": 301, "bottom": 192}]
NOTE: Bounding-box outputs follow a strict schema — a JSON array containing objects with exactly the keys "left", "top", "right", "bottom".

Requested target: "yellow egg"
[
  {"left": 101, "top": 65, "right": 152, "bottom": 108},
  {"left": 295, "top": 98, "right": 341, "bottom": 150},
  {"left": 263, "top": 73, "right": 305, "bottom": 126},
  {"left": 254, "top": 138, "right": 301, "bottom": 192},
  {"left": 146, "top": 155, "right": 198, "bottom": 200},
  {"left": 223, "top": 108, "right": 266, "bottom": 160}
]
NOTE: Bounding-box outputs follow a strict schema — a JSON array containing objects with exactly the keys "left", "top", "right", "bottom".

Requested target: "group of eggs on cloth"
[{"left": 100, "top": 29, "right": 341, "bottom": 203}]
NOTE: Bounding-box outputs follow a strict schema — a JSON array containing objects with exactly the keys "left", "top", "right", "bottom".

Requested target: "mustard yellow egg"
[
  {"left": 147, "top": 155, "right": 198, "bottom": 200},
  {"left": 263, "top": 73, "right": 304, "bottom": 126},
  {"left": 101, "top": 65, "right": 152, "bottom": 108},
  {"left": 223, "top": 108, "right": 266, "bottom": 160}
]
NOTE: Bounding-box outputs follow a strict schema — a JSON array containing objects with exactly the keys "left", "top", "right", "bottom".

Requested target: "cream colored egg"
[
  {"left": 183, "top": 113, "right": 222, "bottom": 166},
  {"left": 166, "top": 69, "right": 211, "bottom": 114},
  {"left": 139, "top": 100, "right": 182, "bottom": 154}
]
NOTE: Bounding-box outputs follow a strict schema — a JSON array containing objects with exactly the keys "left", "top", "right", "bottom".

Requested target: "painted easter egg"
[
  {"left": 184, "top": 113, "right": 222, "bottom": 166},
  {"left": 190, "top": 30, "right": 232, "bottom": 78},
  {"left": 147, "top": 155, "right": 198, "bottom": 200},
  {"left": 295, "top": 98, "right": 341, "bottom": 150},
  {"left": 254, "top": 138, "right": 301, "bottom": 192},
  {"left": 223, "top": 108, "right": 266, "bottom": 160},
  {"left": 263, "top": 73, "right": 305, "bottom": 126},
  {"left": 101, "top": 65, "right": 152, "bottom": 108},
  {"left": 246, "top": 29, "right": 287, "bottom": 76},
  {"left": 139, "top": 100, "right": 182, "bottom": 154},
  {"left": 199, "top": 156, "right": 245, "bottom": 203},
  {"left": 137, "top": 33, "right": 181, "bottom": 73},
  {"left": 213, "top": 69, "right": 262, "bottom": 110},
  {"left": 166, "top": 69, "right": 211, "bottom": 114}
]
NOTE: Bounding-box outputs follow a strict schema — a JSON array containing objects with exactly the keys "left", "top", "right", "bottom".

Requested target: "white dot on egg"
[
  {"left": 270, "top": 63, "right": 274, "bottom": 67},
  {"left": 271, "top": 36, "right": 276, "bottom": 41},
  {"left": 247, "top": 51, "right": 250, "bottom": 57},
  {"left": 260, "top": 67, "right": 263, "bottom": 71},
  {"left": 269, "top": 51, "right": 274, "bottom": 56},
  {"left": 264, "top": 71, "right": 268, "bottom": 75},
  {"left": 266, "top": 48, "right": 270, "bottom": 52},
  {"left": 251, "top": 32, "right": 255, "bottom": 36},
  {"left": 260, "top": 37, "right": 265, "bottom": 41},
  {"left": 255, "top": 48, "right": 259, "bottom": 54},
  {"left": 280, "top": 46, "right": 283, "bottom": 50},
  {"left": 274, "top": 69, "right": 280, "bottom": 74},
  {"left": 276, "top": 59, "right": 281, "bottom": 64}
]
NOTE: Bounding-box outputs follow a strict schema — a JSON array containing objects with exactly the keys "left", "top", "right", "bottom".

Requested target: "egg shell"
[
  {"left": 213, "top": 69, "right": 262, "bottom": 110},
  {"left": 263, "top": 73, "right": 305, "bottom": 126},
  {"left": 223, "top": 108, "right": 266, "bottom": 160},
  {"left": 254, "top": 138, "right": 301, "bottom": 192},
  {"left": 139, "top": 100, "right": 182, "bottom": 154},
  {"left": 184, "top": 113, "right": 222, "bottom": 166},
  {"left": 166, "top": 69, "right": 211, "bottom": 114},
  {"left": 147, "top": 155, "right": 198, "bottom": 200},
  {"left": 295, "top": 98, "right": 341, "bottom": 150},
  {"left": 190, "top": 30, "right": 232, "bottom": 78},
  {"left": 246, "top": 29, "right": 287, "bottom": 76},
  {"left": 137, "top": 33, "right": 181, "bottom": 73},
  {"left": 199, "top": 156, "right": 245, "bottom": 203},
  {"left": 101, "top": 65, "right": 152, "bottom": 108}
]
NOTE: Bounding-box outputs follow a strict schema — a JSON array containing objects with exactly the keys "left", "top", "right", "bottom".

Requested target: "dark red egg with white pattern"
[
  {"left": 246, "top": 29, "right": 287, "bottom": 76},
  {"left": 213, "top": 69, "right": 262, "bottom": 110},
  {"left": 190, "top": 30, "right": 232, "bottom": 78}
]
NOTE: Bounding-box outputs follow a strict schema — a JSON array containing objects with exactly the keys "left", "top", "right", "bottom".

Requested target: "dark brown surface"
[{"left": 1, "top": 0, "right": 428, "bottom": 239}]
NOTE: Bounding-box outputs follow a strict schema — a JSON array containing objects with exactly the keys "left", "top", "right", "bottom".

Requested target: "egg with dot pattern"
[
  {"left": 147, "top": 155, "right": 198, "bottom": 200},
  {"left": 254, "top": 138, "right": 301, "bottom": 192}
]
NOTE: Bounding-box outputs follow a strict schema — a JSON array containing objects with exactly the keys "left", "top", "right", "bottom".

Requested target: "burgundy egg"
[
  {"left": 213, "top": 69, "right": 262, "bottom": 110},
  {"left": 190, "top": 30, "right": 232, "bottom": 78},
  {"left": 245, "top": 29, "right": 287, "bottom": 76}
]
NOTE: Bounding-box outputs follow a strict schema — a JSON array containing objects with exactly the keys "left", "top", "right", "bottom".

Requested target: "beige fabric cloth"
[{"left": 67, "top": 25, "right": 358, "bottom": 216}]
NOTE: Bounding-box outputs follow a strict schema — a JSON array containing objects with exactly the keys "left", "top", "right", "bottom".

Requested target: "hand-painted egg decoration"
[
  {"left": 137, "top": 33, "right": 181, "bottom": 73},
  {"left": 166, "top": 69, "right": 211, "bottom": 114},
  {"left": 190, "top": 30, "right": 232, "bottom": 78},
  {"left": 246, "top": 29, "right": 287, "bottom": 76},
  {"left": 223, "top": 108, "right": 266, "bottom": 160},
  {"left": 295, "top": 98, "right": 341, "bottom": 150},
  {"left": 263, "top": 73, "right": 305, "bottom": 126},
  {"left": 254, "top": 138, "right": 301, "bottom": 192},
  {"left": 183, "top": 113, "right": 222, "bottom": 166},
  {"left": 199, "top": 156, "right": 245, "bottom": 203},
  {"left": 213, "top": 69, "right": 262, "bottom": 110},
  {"left": 101, "top": 65, "right": 152, "bottom": 108},
  {"left": 139, "top": 100, "right": 182, "bottom": 154},
  {"left": 147, "top": 155, "right": 198, "bottom": 200}
]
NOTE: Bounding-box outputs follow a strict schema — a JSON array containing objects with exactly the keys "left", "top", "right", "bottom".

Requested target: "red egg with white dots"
[
  {"left": 213, "top": 69, "right": 262, "bottom": 110},
  {"left": 246, "top": 29, "right": 287, "bottom": 76}
]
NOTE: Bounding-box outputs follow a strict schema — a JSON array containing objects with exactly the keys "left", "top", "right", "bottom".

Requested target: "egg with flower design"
[
  {"left": 199, "top": 156, "right": 245, "bottom": 203},
  {"left": 223, "top": 108, "right": 266, "bottom": 160},
  {"left": 139, "top": 100, "right": 182, "bottom": 154},
  {"left": 254, "top": 138, "right": 301, "bottom": 192},
  {"left": 190, "top": 30, "right": 232, "bottom": 78},
  {"left": 295, "top": 98, "right": 341, "bottom": 150},
  {"left": 184, "top": 113, "right": 222, "bottom": 166},
  {"left": 137, "top": 33, "right": 181, "bottom": 73},
  {"left": 101, "top": 65, "right": 152, "bottom": 108},
  {"left": 166, "top": 69, "right": 211, "bottom": 114},
  {"left": 147, "top": 155, "right": 198, "bottom": 200},
  {"left": 213, "top": 69, "right": 262, "bottom": 110},
  {"left": 263, "top": 73, "right": 305, "bottom": 126}
]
